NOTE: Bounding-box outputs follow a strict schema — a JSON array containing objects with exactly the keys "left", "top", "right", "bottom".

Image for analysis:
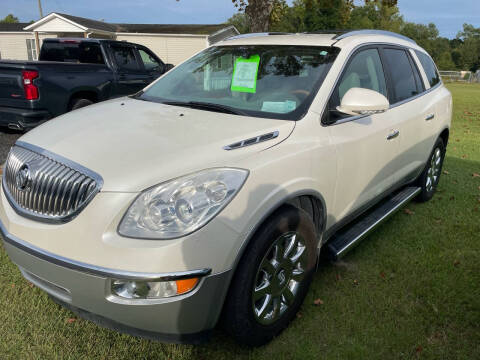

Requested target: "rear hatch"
[{"left": 0, "top": 61, "right": 37, "bottom": 108}]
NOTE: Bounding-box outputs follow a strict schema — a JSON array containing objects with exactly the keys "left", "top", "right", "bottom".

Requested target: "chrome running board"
[{"left": 326, "top": 186, "right": 421, "bottom": 261}]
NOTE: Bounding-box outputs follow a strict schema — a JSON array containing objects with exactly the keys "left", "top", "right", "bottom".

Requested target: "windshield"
[{"left": 139, "top": 45, "right": 339, "bottom": 120}]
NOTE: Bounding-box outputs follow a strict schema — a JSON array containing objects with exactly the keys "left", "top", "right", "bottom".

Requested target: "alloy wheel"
[
  {"left": 252, "top": 231, "right": 308, "bottom": 325},
  {"left": 426, "top": 147, "right": 442, "bottom": 192}
]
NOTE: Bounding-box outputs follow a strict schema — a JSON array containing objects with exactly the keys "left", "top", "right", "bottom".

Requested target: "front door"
[
  {"left": 137, "top": 47, "right": 166, "bottom": 85},
  {"left": 323, "top": 47, "right": 401, "bottom": 221},
  {"left": 110, "top": 44, "right": 150, "bottom": 96}
]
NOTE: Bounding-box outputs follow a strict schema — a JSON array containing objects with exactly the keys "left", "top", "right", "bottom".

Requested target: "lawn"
[{"left": 1, "top": 83, "right": 479, "bottom": 359}]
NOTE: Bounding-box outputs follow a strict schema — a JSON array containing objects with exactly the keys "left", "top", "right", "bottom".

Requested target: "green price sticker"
[{"left": 231, "top": 55, "right": 260, "bottom": 93}]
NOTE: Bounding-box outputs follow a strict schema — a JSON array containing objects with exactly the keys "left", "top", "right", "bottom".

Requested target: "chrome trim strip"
[
  {"left": 223, "top": 131, "right": 279, "bottom": 150},
  {"left": 0, "top": 220, "right": 211, "bottom": 281},
  {"left": 335, "top": 187, "right": 421, "bottom": 258},
  {"left": 2, "top": 141, "right": 104, "bottom": 224}
]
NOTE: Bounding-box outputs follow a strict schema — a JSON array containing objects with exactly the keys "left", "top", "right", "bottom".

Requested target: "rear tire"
[
  {"left": 70, "top": 98, "right": 93, "bottom": 111},
  {"left": 415, "top": 138, "right": 445, "bottom": 202},
  {"left": 222, "top": 205, "right": 317, "bottom": 346}
]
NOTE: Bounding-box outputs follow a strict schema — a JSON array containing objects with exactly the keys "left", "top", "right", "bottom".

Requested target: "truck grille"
[{"left": 2, "top": 142, "right": 103, "bottom": 223}]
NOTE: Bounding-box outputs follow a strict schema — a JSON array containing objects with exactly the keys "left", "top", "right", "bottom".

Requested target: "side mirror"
[
  {"left": 165, "top": 63, "right": 174, "bottom": 72},
  {"left": 336, "top": 87, "right": 389, "bottom": 116}
]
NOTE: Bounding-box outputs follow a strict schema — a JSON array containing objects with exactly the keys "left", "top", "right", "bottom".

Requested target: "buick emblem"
[{"left": 16, "top": 164, "right": 32, "bottom": 191}]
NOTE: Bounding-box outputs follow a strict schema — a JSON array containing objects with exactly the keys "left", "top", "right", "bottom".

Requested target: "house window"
[{"left": 26, "top": 39, "right": 37, "bottom": 60}]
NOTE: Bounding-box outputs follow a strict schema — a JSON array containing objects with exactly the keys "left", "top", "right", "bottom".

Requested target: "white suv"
[{"left": 0, "top": 30, "right": 451, "bottom": 346}]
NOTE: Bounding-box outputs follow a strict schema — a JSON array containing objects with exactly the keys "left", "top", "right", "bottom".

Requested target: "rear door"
[
  {"left": 110, "top": 44, "right": 150, "bottom": 96},
  {"left": 380, "top": 46, "right": 432, "bottom": 183},
  {"left": 324, "top": 46, "right": 401, "bottom": 221}
]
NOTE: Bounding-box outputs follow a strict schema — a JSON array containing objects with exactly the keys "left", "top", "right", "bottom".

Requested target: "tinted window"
[
  {"left": 383, "top": 48, "right": 419, "bottom": 102},
  {"left": 325, "top": 48, "right": 387, "bottom": 123},
  {"left": 415, "top": 50, "right": 440, "bottom": 88},
  {"left": 40, "top": 42, "right": 104, "bottom": 64},
  {"left": 138, "top": 49, "right": 162, "bottom": 71},
  {"left": 111, "top": 46, "right": 140, "bottom": 71}
]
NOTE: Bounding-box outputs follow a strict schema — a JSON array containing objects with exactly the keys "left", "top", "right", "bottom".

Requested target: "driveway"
[{"left": 0, "top": 129, "right": 22, "bottom": 164}]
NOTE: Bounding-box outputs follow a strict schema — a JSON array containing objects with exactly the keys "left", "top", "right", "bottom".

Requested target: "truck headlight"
[{"left": 118, "top": 168, "right": 248, "bottom": 239}]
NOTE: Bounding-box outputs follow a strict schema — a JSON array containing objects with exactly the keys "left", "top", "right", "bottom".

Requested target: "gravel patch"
[{"left": 0, "top": 129, "right": 22, "bottom": 164}]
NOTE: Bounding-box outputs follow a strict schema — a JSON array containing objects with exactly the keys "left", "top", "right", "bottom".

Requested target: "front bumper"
[
  {"left": 0, "top": 220, "right": 232, "bottom": 343},
  {"left": 0, "top": 106, "right": 51, "bottom": 130}
]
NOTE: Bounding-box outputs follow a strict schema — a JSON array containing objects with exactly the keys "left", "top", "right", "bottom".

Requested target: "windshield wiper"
[{"left": 162, "top": 100, "right": 247, "bottom": 116}]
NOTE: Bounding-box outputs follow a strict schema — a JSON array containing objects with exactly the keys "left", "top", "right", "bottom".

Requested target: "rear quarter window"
[
  {"left": 415, "top": 50, "right": 441, "bottom": 88},
  {"left": 40, "top": 42, "right": 104, "bottom": 64}
]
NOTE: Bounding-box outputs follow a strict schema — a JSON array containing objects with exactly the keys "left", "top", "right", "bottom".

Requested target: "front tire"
[
  {"left": 415, "top": 138, "right": 445, "bottom": 202},
  {"left": 222, "top": 206, "right": 317, "bottom": 346},
  {"left": 70, "top": 98, "right": 93, "bottom": 111}
]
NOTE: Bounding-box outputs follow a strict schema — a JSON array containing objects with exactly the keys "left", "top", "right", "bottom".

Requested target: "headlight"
[{"left": 118, "top": 168, "right": 248, "bottom": 239}]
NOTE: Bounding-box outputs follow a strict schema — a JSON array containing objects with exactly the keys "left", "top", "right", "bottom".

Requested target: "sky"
[{"left": 1, "top": 0, "right": 479, "bottom": 39}]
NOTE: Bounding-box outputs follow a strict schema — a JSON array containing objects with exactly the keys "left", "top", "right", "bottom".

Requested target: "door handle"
[
  {"left": 425, "top": 114, "right": 435, "bottom": 121},
  {"left": 387, "top": 130, "right": 399, "bottom": 140}
]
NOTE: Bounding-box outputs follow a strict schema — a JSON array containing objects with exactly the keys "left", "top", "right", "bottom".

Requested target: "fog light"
[{"left": 111, "top": 277, "right": 199, "bottom": 299}]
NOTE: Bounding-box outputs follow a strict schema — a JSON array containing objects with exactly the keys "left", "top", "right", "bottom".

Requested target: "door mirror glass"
[{"left": 337, "top": 87, "right": 389, "bottom": 116}]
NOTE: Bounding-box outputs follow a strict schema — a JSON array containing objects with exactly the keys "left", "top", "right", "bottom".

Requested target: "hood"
[{"left": 19, "top": 97, "right": 295, "bottom": 192}]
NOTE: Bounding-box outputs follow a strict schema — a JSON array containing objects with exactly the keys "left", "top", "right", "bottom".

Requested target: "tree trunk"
[{"left": 245, "top": 0, "right": 274, "bottom": 33}]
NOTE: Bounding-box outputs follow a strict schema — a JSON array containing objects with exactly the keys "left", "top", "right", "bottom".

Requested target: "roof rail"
[
  {"left": 304, "top": 30, "right": 346, "bottom": 35},
  {"left": 333, "top": 30, "right": 416, "bottom": 44},
  {"left": 225, "top": 32, "right": 292, "bottom": 41}
]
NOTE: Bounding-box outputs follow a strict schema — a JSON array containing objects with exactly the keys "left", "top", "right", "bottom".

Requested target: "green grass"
[{"left": 1, "top": 83, "right": 479, "bottom": 359}]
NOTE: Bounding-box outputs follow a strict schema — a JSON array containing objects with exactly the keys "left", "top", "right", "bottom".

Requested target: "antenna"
[{"left": 37, "top": 0, "right": 44, "bottom": 18}]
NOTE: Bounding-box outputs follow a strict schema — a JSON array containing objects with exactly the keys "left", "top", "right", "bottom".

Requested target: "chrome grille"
[{"left": 2, "top": 142, "right": 103, "bottom": 223}]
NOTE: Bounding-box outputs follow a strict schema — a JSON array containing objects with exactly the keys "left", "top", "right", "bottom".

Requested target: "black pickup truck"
[{"left": 0, "top": 38, "right": 173, "bottom": 131}]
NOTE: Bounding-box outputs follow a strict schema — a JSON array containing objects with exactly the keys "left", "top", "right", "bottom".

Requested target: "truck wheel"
[
  {"left": 223, "top": 205, "right": 317, "bottom": 346},
  {"left": 415, "top": 138, "right": 445, "bottom": 202},
  {"left": 70, "top": 98, "right": 93, "bottom": 111}
]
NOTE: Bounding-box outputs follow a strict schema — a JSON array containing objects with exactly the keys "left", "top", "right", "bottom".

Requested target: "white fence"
[{"left": 439, "top": 70, "right": 480, "bottom": 83}]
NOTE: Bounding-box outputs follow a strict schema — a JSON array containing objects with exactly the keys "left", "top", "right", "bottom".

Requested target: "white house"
[{"left": 0, "top": 12, "right": 239, "bottom": 65}]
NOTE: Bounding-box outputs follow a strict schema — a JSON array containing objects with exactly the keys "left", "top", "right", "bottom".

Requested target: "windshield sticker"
[
  {"left": 261, "top": 100, "right": 297, "bottom": 114},
  {"left": 231, "top": 55, "right": 260, "bottom": 93}
]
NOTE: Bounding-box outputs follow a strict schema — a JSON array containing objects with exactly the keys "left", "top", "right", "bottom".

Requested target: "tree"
[
  {"left": 0, "top": 14, "right": 19, "bottom": 23},
  {"left": 226, "top": 13, "right": 249, "bottom": 34},
  {"left": 347, "top": 0, "right": 403, "bottom": 32},
  {"left": 456, "top": 24, "right": 480, "bottom": 71},
  {"left": 270, "top": 0, "right": 354, "bottom": 33},
  {"left": 232, "top": 0, "right": 277, "bottom": 33}
]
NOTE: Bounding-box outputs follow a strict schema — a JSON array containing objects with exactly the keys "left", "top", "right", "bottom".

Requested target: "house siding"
[
  {"left": 0, "top": 33, "right": 57, "bottom": 60},
  {"left": 115, "top": 34, "right": 208, "bottom": 65}
]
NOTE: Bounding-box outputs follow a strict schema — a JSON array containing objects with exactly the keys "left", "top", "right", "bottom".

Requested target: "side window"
[
  {"left": 325, "top": 48, "right": 387, "bottom": 123},
  {"left": 415, "top": 50, "right": 441, "bottom": 88},
  {"left": 78, "top": 43, "right": 104, "bottom": 64},
  {"left": 111, "top": 45, "right": 140, "bottom": 72},
  {"left": 383, "top": 48, "right": 420, "bottom": 103},
  {"left": 138, "top": 49, "right": 162, "bottom": 72}
]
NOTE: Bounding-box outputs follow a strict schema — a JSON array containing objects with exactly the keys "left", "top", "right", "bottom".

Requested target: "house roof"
[
  {"left": 21, "top": 12, "right": 234, "bottom": 36},
  {"left": 114, "top": 23, "right": 230, "bottom": 35},
  {"left": 55, "top": 13, "right": 118, "bottom": 32},
  {"left": 0, "top": 22, "right": 31, "bottom": 32}
]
